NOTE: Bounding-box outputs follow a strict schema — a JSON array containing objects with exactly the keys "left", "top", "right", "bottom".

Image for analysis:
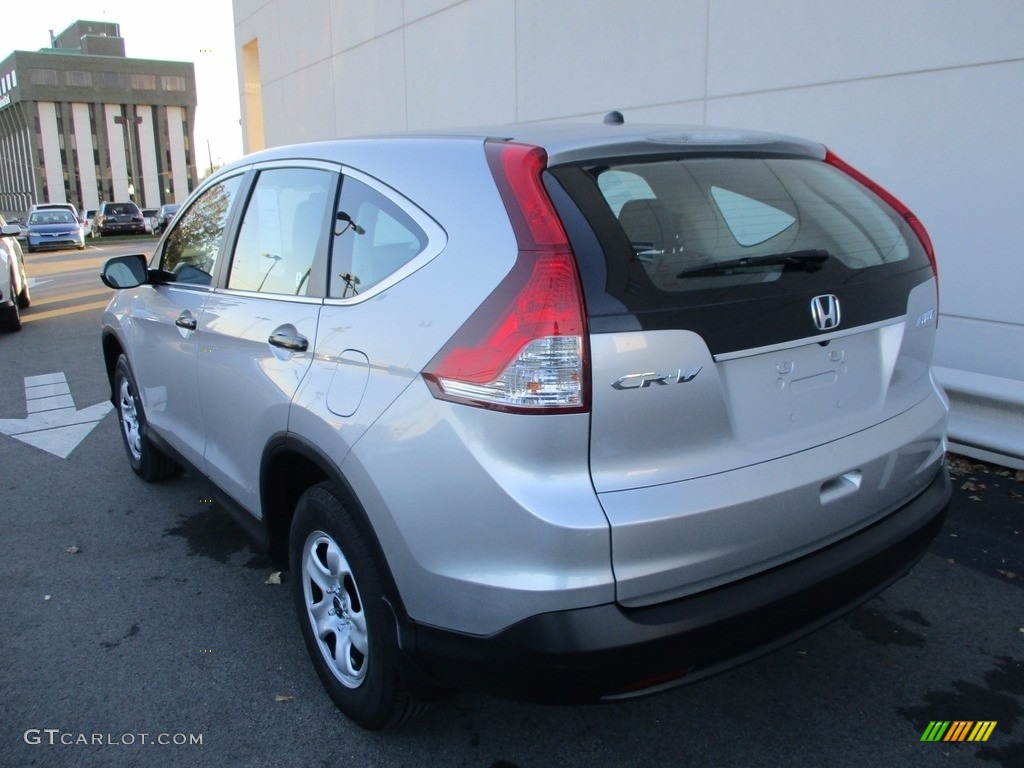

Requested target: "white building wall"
[
  {"left": 36, "top": 102, "right": 65, "bottom": 203},
  {"left": 166, "top": 106, "right": 190, "bottom": 204},
  {"left": 233, "top": 0, "right": 1024, "bottom": 466},
  {"left": 71, "top": 103, "right": 99, "bottom": 210},
  {"left": 104, "top": 104, "right": 131, "bottom": 202},
  {"left": 136, "top": 106, "right": 161, "bottom": 208}
]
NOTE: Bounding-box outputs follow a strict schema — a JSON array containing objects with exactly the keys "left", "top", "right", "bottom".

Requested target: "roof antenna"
[{"left": 603, "top": 110, "right": 624, "bottom": 125}]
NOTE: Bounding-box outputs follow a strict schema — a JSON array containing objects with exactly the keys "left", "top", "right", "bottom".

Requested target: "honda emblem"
[{"left": 811, "top": 294, "right": 841, "bottom": 331}]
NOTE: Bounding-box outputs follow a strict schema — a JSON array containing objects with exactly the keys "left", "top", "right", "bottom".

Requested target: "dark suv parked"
[{"left": 95, "top": 201, "right": 146, "bottom": 235}]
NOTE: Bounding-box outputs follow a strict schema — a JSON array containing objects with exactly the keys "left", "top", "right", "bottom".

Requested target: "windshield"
[{"left": 31, "top": 211, "right": 76, "bottom": 225}]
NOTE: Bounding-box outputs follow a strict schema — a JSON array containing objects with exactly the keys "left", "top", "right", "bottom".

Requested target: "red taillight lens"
[
  {"left": 825, "top": 149, "right": 937, "bottom": 280},
  {"left": 422, "top": 141, "right": 589, "bottom": 413}
]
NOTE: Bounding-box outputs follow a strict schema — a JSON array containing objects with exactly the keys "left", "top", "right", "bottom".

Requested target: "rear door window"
[{"left": 227, "top": 167, "right": 334, "bottom": 296}]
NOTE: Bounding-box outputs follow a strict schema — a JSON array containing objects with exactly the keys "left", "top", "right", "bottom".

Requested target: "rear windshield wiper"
[{"left": 677, "top": 249, "right": 830, "bottom": 278}]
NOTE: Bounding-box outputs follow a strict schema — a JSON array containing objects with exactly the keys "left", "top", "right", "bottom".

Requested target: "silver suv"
[{"left": 100, "top": 122, "right": 951, "bottom": 729}]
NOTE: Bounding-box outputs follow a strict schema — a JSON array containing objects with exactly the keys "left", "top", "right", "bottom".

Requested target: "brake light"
[
  {"left": 825, "top": 149, "right": 937, "bottom": 280},
  {"left": 422, "top": 141, "right": 589, "bottom": 413}
]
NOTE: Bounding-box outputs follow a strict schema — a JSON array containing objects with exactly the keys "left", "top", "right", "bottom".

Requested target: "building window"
[
  {"left": 98, "top": 72, "right": 125, "bottom": 89},
  {"left": 131, "top": 74, "right": 157, "bottom": 90},
  {"left": 30, "top": 69, "right": 59, "bottom": 86},
  {"left": 161, "top": 75, "right": 187, "bottom": 92},
  {"left": 66, "top": 71, "right": 93, "bottom": 87}
]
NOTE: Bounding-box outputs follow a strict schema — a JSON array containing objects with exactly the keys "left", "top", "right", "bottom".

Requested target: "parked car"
[
  {"left": 81, "top": 208, "right": 99, "bottom": 237},
  {"left": 9, "top": 217, "right": 28, "bottom": 239},
  {"left": 95, "top": 201, "right": 146, "bottom": 236},
  {"left": 26, "top": 209, "right": 86, "bottom": 252},
  {"left": 32, "top": 201, "right": 88, "bottom": 228},
  {"left": 31, "top": 202, "right": 79, "bottom": 216},
  {"left": 1, "top": 214, "right": 31, "bottom": 331},
  {"left": 99, "top": 122, "right": 951, "bottom": 729},
  {"left": 157, "top": 203, "right": 181, "bottom": 232},
  {"left": 141, "top": 208, "right": 160, "bottom": 234}
]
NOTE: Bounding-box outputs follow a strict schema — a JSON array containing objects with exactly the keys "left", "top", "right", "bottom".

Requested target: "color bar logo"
[{"left": 921, "top": 721, "right": 997, "bottom": 742}]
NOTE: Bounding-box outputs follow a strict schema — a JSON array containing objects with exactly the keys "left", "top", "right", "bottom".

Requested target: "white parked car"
[
  {"left": 1, "top": 214, "right": 31, "bottom": 331},
  {"left": 142, "top": 208, "right": 160, "bottom": 234}
]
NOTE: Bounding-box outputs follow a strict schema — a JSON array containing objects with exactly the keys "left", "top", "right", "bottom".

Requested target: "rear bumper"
[
  {"left": 403, "top": 463, "right": 950, "bottom": 703},
  {"left": 99, "top": 224, "right": 146, "bottom": 234}
]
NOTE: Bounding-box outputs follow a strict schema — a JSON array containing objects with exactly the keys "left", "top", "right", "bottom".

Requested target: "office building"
[{"left": 0, "top": 19, "right": 198, "bottom": 216}]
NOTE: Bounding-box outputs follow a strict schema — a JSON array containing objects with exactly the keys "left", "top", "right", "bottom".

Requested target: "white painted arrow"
[{"left": 0, "top": 372, "right": 113, "bottom": 458}]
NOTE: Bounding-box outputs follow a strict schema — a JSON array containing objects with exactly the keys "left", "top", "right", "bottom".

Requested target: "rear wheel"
[
  {"left": 290, "top": 482, "right": 429, "bottom": 729},
  {"left": 3, "top": 291, "right": 22, "bottom": 332},
  {"left": 113, "top": 355, "right": 181, "bottom": 481}
]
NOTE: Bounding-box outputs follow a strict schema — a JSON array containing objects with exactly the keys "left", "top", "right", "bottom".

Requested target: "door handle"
[
  {"left": 268, "top": 332, "right": 308, "bottom": 352},
  {"left": 175, "top": 313, "right": 197, "bottom": 330}
]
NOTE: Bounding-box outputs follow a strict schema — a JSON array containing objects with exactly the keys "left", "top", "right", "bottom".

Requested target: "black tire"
[
  {"left": 17, "top": 272, "right": 31, "bottom": 309},
  {"left": 290, "top": 482, "right": 429, "bottom": 729},
  {"left": 3, "top": 297, "right": 22, "bottom": 332},
  {"left": 113, "top": 354, "right": 181, "bottom": 482}
]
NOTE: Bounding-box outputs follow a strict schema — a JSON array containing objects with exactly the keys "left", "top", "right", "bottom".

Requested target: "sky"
[{"left": 1, "top": 1, "right": 244, "bottom": 170}]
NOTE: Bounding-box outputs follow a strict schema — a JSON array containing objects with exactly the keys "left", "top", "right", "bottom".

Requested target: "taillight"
[
  {"left": 825, "top": 149, "right": 937, "bottom": 280},
  {"left": 422, "top": 141, "right": 589, "bottom": 413}
]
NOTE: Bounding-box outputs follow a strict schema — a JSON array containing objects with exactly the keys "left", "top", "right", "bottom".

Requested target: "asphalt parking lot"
[{"left": 1, "top": 263, "right": 1022, "bottom": 766}]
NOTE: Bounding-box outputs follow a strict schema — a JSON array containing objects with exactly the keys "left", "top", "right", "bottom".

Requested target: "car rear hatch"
[{"left": 546, "top": 133, "right": 945, "bottom": 606}]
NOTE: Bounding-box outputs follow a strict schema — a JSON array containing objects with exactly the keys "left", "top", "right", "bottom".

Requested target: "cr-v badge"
[
  {"left": 612, "top": 366, "right": 703, "bottom": 390},
  {"left": 811, "top": 294, "right": 842, "bottom": 331}
]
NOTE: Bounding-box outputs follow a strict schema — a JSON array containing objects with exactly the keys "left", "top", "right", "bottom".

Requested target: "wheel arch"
[
  {"left": 260, "top": 436, "right": 406, "bottom": 615},
  {"left": 101, "top": 331, "right": 126, "bottom": 401}
]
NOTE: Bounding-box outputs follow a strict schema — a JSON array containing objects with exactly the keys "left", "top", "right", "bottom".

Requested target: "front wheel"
[
  {"left": 290, "top": 483, "right": 429, "bottom": 729},
  {"left": 113, "top": 355, "right": 181, "bottom": 482}
]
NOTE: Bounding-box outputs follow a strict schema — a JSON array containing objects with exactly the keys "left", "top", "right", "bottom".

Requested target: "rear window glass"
[
  {"left": 614, "top": 157, "right": 913, "bottom": 290},
  {"left": 557, "top": 157, "right": 922, "bottom": 299},
  {"left": 551, "top": 155, "right": 934, "bottom": 350}
]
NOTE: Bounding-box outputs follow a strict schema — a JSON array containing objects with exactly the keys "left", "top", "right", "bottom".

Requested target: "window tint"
[
  {"left": 330, "top": 176, "right": 427, "bottom": 298},
  {"left": 161, "top": 176, "right": 242, "bottom": 285},
  {"left": 227, "top": 167, "right": 333, "bottom": 296},
  {"left": 584, "top": 157, "right": 914, "bottom": 294},
  {"left": 105, "top": 203, "right": 140, "bottom": 216}
]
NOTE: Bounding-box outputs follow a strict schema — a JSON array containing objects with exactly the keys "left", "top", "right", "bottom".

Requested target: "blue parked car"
[{"left": 26, "top": 209, "right": 85, "bottom": 252}]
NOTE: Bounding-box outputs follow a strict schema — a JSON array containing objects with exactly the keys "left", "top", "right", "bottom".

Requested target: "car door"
[
  {"left": 128, "top": 175, "right": 244, "bottom": 468},
  {"left": 196, "top": 163, "right": 337, "bottom": 516},
  {"left": 288, "top": 167, "right": 448, "bottom": 468}
]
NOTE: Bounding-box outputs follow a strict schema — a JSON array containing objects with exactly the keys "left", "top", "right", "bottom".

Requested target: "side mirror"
[
  {"left": 100, "top": 254, "right": 150, "bottom": 289},
  {"left": 1, "top": 223, "right": 19, "bottom": 236}
]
